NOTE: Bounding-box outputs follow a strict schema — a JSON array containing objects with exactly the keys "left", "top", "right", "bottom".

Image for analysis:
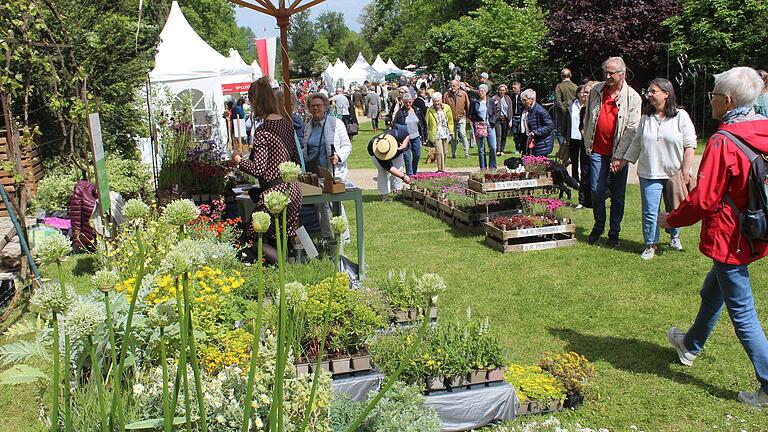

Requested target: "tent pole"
[
  {"left": 145, "top": 75, "right": 159, "bottom": 195},
  {"left": 277, "top": 11, "right": 292, "bottom": 113}
]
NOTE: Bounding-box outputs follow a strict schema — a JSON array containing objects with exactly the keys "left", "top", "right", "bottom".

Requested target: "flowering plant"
[
  {"left": 538, "top": 351, "right": 595, "bottom": 396},
  {"left": 188, "top": 140, "right": 227, "bottom": 178},
  {"left": 503, "top": 363, "right": 565, "bottom": 404},
  {"left": 522, "top": 155, "right": 551, "bottom": 175},
  {"left": 470, "top": 168, "right": 537, "bottom": 182},
  {"left": 490, "top": 215, "right": 548, "bottom": 230},
  {"left": 522, "top": 197, "right": 567, "bottom": 216}
]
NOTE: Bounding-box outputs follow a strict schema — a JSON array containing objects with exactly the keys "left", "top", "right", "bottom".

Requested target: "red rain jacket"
[{"left": 667, "top": 119, "right": 768, "bottom": 265}]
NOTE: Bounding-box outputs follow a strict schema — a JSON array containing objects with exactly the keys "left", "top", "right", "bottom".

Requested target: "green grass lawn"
[{"left": 3, "top": 185, "right": 768, "bottom": 431}]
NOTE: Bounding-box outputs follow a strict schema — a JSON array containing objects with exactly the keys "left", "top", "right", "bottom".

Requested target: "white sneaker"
[
  {"left": 738, "top": 389, "right": 768, "bottom": 408},
  {"left": 669, "top": 237, "right": 683, "bottom": 251},
  {"left": 667, "top": 327, "right": 697, "bottom": 366},
  {"left": 575, "top": 204, "right": 584, "bottom": 210},
  {"left": 641, "top": 245, "right": 657, "bottom": 260}
]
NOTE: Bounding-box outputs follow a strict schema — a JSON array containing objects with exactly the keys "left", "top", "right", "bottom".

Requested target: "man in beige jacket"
[{"left": 582, "top": 56, "right": 642, "bottom": 246}]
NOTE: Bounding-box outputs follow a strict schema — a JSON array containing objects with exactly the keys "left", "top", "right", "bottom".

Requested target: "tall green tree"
[
  {"left": 310, "top": 36, "right": 336, "bottom": 74},
  {"left": 424, "top": 0, "right": 549, "bottom": 87},
  {"left": 288, "top": 10, "right": 317, "bottom": 74},
  {"left": 316, "top": 11, "right": 349, "bottom": 59},
  {"left": 664, "top": 0, "right": 768, "bottom": 71},
  {"left": 237, "top": 26, "right": 256, "bottom": 64},
  {"left": 340, "top": 32, "right": 372, "bottom": 65}
]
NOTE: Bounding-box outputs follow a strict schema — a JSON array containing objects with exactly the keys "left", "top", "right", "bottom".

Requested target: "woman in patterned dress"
[{"left": 230, "top": 76, "right": 302, "bottom": 262}]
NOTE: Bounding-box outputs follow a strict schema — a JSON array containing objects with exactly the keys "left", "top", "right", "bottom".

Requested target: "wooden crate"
[
  {"left": 0, "top": 133, "right": 44, "bottom": 216},
  {"left": 484, "top": 222, "right": 577, "bottom": 253},
  {"left": 424, "top": 196, "right": 439, "bottom": 217},
  {"left": 468, "top": 176, "right": 553, "bottom": 193}
]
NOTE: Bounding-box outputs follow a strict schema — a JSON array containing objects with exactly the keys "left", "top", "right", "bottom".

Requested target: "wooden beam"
[
  {"left": 288, "top": 0, "right": 303, "bottom": 12},
  {"left": 254, "top": 0, "right": 278, "bottom": 12},
  {"left": 291, "top": 0, "right": 325, "bottom": 15},
  {"left": 229, "top": 0, "right": 272, "bottom": 15}
]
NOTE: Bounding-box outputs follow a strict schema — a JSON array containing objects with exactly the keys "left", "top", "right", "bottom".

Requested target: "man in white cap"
[{"left": 367, "top": 124, "right": 411, "bottom": 201}]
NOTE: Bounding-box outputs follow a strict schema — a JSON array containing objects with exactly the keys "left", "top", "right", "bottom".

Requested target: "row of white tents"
[{"left": 322, "top": 54, "right": 411, "bottom": 90}]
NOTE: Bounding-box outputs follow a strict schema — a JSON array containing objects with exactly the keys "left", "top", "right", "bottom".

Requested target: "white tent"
[
  {"left": 321, "top": 63, "right": 337, "bottom": 89},
  {"left": 371, "top": 55, "right": 388, "bottom": 74},
  {"left": 342, "top": 53, "right": 384, "bottom": 88},
  {"left": 333, "top": 58, "right": 349, "bottom": 76},
  {"left": 385, "top": 58, "right": 403, "bottom": 74},
  {"left": 149, "top": 1, "right": 255, "bottom": 144}
]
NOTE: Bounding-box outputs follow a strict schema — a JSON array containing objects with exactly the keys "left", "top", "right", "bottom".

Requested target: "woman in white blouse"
[{"left": 620, "top": 78, "right": 697, "bottom": 260}]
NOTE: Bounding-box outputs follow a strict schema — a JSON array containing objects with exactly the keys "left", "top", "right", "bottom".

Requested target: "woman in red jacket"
[{"left": 660, "top": 66, "right": 768, "bottom": 407}]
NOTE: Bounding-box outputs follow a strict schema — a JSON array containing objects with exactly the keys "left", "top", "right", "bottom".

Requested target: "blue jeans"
[
  {"left": 477, "top": 127, "right": 497, "bottom": 169},
  {"left": 590, "top": 153, "right": 628, "bottom": 237},
  {"left": 403, "top": 136, "right": 422, "bottom": 175},
  {"left": 683, "top": 262, "right": 768, "bottom": 392},
  {"left": 639, "top": 178, "right": 680, "bottom": 245}
]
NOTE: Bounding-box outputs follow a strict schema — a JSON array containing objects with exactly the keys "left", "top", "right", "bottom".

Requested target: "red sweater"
[{"left": 667, "top": 119, "right": 768, "bottom": 265}]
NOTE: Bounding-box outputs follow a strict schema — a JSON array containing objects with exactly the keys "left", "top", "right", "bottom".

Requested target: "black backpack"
[{"left": 718, "top": 130, "right": 768, "bottom": 252}]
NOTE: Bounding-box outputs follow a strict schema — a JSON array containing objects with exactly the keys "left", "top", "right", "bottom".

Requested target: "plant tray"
[
  {"left": 465, "top": 185, "right": 557, "bottom": 200},
  {"left": 468, "top": 176, "right": 553, "bottom": 192},
  {"left": 438, "top": 201, "right": 453, "bottom": 215},
  {"left": 485, "top": 235, "right": 577, "bottom": 253},
  {"left": 452, "top": 207, "right": 486, "bottom": 223},
  {"left": 439, "top": 211, "right": 455, "bottom": 225},
  {"left": 452, "top": 217, "right": 485, "bottom": 234},
  {"left": 400, "top": 189, "right": 413, "bottom": 200},
  {"left": 517, "top": 399, "right": 564, "bottom": 416},
  {"left": 484, "top": 222, "right": 576, "bottom": 241}
]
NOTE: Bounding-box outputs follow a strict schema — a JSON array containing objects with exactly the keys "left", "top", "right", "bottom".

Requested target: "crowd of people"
[{"left": 224, "top": 62, "right": 768, "bottom": 409}]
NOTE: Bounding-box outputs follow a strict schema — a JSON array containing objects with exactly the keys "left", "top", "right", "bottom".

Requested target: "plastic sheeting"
[{"left": 331, "top": 373, "right": 518, "bottom": 432}]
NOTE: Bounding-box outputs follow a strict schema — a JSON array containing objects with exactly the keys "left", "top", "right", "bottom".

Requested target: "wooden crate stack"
[{"left": 0, "top": 128, "right": 44, "bottom": 216}]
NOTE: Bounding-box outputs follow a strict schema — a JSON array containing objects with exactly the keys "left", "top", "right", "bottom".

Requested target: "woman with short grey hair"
[
  {"left": 519, "top": 89, "right": 554, "bottom": 156},
  {"left": 660, "top": 66, "right": 768, "bottom": 408}
]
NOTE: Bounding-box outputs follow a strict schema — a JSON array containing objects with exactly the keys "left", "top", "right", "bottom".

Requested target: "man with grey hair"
[
  {"left": 555, "top": 68, "right": 578, "bottom": 160},
  {"left": 443, "top": 79, "right": 471, "bottom": 158},
  {"left": 331, "top": 87, "right": 351, "bottom": 128},
  {"left": 660, "top": 66, "right": 768, "bottom": 408},
  {"left": 582, "top": 56, "right": 641, "bottom": 246}
]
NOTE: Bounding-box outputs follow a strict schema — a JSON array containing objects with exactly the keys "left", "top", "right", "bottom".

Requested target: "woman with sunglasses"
[{"left": 618, "top": 78, "right": 697, "bottom": 260}]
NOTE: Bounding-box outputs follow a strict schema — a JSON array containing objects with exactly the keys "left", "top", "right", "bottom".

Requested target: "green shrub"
[
  {"left": 330, "top": 382, "right": 442, "bottom": 432},
  {"left": 105, "top": 156, "right": 151, "bottom": 197},
  {"left": 32, "top": 168, "right": 78, "bottom": 211}
]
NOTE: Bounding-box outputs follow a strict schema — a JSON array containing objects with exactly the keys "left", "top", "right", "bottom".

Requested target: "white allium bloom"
[
  {"left": 263, "top": 191, "right": 289, "bottom": 214},
  {"left": 251, "top": 211, "right": 272, "bottom": 233},
  {"left": 33, "top": 231, "right": 71, "bottom": 265},
  {"left": 31, "top": 281, "right": 76, "bottom": 313},
  {"left": 329, "top": 215, "right": 349, "bottom": 235},
  {"left": 279, "top": 282, "right": 307, "bottom": 310},
  {"left": 415, "top": 273, "right": 447, "bottom": 299},
  {"left": 123, "top": 199, "right": 150, "bottom": 222},
  {"left": 278, "top": 161, "right": 301, "bottom": 183},
  {"left": 66, "top": 301, "right": 105, "bottom": 340},
  {"left": 160, "top": 239, "right": 205, "bottom": 275},
  {"left": 92, "top": 269, "right": 119, "bottom": 293},
  {"left": 161, "top": 199, "right": 199, "bottom": 226}
]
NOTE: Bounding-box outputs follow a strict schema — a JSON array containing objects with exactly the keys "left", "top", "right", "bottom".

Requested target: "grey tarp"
[{"left": 332, "top": 373, "right": 518, "bottom": 432}]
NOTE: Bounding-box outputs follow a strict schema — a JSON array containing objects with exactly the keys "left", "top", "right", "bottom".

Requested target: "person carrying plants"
[{"left": 660, "top": 66, "right": 768, "bottom": 408}]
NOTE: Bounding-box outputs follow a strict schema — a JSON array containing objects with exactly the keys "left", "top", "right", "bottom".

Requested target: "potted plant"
[
  {"left": 504, "top": 363, "right": 566, "bottom": 415},
  {"left": 538, "top": 351, "right": 595, "bottom": 409}
]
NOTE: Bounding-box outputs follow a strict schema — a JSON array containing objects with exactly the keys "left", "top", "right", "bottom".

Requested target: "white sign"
[
  {"left": 515, "top": 225, "right": 568, "bottom": 237},
  {"left": 233, "top": 119, "right": 247, "bottom": 138},
  {"left": 522, "top": 241, "right": 557, "bottom": 251},
  {"left": 89, "top": 113, "right": 104, "bottom": 160},
  {"left": 495, "top": 179, "right": 538, "bottom": 189}
]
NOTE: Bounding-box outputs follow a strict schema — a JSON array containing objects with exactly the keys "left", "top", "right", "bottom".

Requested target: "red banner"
[
  {"left": 255, "top": 38, "right": 269, "bottom": 77},
  {"left": 222, "top": 82, "right": 251, "bottom": 94}
]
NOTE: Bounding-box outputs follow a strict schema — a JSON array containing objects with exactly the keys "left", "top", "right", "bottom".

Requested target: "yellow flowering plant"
[{"left": 504, "top": 363, "right": 565, "bottom": 405}]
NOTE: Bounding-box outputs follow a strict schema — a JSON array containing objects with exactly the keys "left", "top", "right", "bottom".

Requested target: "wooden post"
[{"left": 277, "top": 12, "right": 292, "bottom": 113}]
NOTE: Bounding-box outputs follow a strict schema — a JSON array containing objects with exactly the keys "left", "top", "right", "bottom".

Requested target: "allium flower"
[
  {"left": 146, "top": 300, "right": 177, "bottom": 328},
  {"left": 31, "top": 282, "right": 76, "bottom": 313},
  {"left": 123, "top": 199, "right": 150, "bottom": 222},
  {"left": 92, "top": 269, "right": 119, "bottom": 293},
  {"left": 330, "top": 215, "right": 349, "bottom": 235},
  {"left": 264, "top": 191, "right": 289, "bottom": 214},
  {"left": 162, "top": 199, "right": 200, "bottom": 226},
  {"left": 251, "top": 211, "right": 271, "bottom": 233},
  {"left": 415, "top": 273, "right": 447, "bottom": 299},
  {"left": 278, "top": 161, "right": 302, "bottom": 183},
  {"left": 66, "top": 301, "right": 105, "bottom": 340},
  {"left": 160, "top": 239, "right": 205, "bottom": 275},
  {"left": 279, "top": 282, "right": 307, "bottom": 309},
  {"left": 33, "top": 231, "right": 71, "bottom": 265}
]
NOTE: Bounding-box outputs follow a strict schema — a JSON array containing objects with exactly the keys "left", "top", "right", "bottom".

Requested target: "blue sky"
[{"left": 235, "top": 0, "right": 370, "bottom": 38}]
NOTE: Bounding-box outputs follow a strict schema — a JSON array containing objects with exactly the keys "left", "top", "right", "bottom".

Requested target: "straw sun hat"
[{"left": 373, "top": 134, "right": 398, "bottom": 161}]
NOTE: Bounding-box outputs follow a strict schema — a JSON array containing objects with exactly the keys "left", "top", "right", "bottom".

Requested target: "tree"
[
  {"left": 664, "top": 0, "right": 768, "bottom": 71},
  {"left": 423, "top": 0, "right": 549, "bottom": 87},
  {"left": 546, "top": 0, "right": 678, "bottom": 85},
  {"left": 288, "top": 10, "right": 317, "bottom": 74},
  {"left": 316, "top": 11, "right": 349, "bottom": 59},
  {"left": 180, "top": 0, "right": 252, "bottom": 59},
  {"left": 310, "top": 36, "right": 336, "bottom": 75},
  {"left": 340, "top": 32, "right": 372, "bottom": 65},
  {"left": 238, "top": 26, "right": 256, "bottom": 64}
]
